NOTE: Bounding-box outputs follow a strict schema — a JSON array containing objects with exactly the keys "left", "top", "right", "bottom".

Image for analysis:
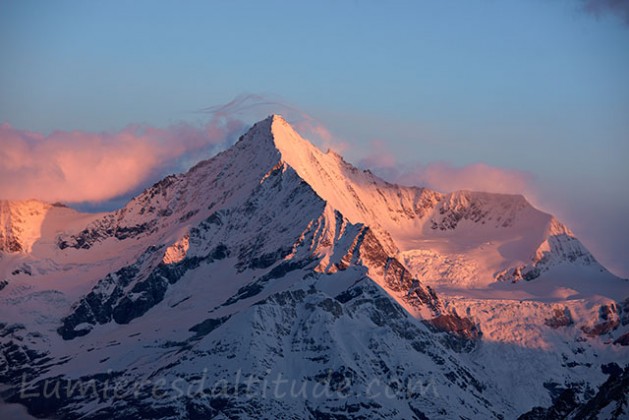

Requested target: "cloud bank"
[{"left": 0, "top": 117, "right": 245, "bottom": 204}]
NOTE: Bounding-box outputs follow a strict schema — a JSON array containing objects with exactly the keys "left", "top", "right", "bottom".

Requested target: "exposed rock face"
[
  {"left": 429, "top": 191, "right": 518, "bottom": 230},
  {"left": 0, "top": 323, "right": 51, "bottom": 386},
  {"left": 162, "top": 234, "right": 189, "bottom": 264},
  {"left": 614, "top": 333, "right": 629, "bottom": 346},
  {"left": 497, "top": 264, "right": 542, "bottom": 283},
  {"left": 57, "top": 242, "right": 232, "bottom": 340},
  {"left": 545, "top": 307, "right": 574, "bottom": 329},
  {"left": 581, "top": 304, "right": 620, "bottom": 337},
  {"left": 423, "top": 313, "right": 482, "bottom": 352},
  {"left": 0, "top": 200, "right": 53, "bottom": 253}
]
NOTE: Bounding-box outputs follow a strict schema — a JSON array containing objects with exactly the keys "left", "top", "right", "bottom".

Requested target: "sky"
[{"left": 0, "top": 0, "right": 628, "bottom": 277}]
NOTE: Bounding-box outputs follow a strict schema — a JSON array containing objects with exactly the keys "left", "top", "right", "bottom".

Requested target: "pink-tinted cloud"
[
  {"left": 397, "top": 162, "right": 536, "bottom": 196},
  {"left": 357, "top": 140, "right": 397, "bottom": 170},
  {"left": 0, "top": 118, "right": 245, "bottom": 203},
  {"left": 358, "top": 142, "right": 537, "bottom": 197},
  {"left": 581, "top": 0, "right": 629, "bottom": 26}
]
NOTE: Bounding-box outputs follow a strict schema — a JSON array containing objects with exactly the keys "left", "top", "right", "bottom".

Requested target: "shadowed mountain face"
[{"left": 0, "top": 116, "right": 627, "bottom": 419}]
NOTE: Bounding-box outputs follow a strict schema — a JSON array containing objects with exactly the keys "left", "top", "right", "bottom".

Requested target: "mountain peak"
[
  {"left": 245, "top": 113, "right": 290, "bottom": 135},
  {"left": 235, "top": 113, "right": 302, "bottom": 149},
  {"left": 269, "top": 113, "right": 287, "bottom": 122},
  {"left": 232, "top": 114, "right": 327, "bottom": 182}
]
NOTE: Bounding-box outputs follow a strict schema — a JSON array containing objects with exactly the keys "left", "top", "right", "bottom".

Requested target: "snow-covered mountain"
[{"left": 0, "top": 115, "right": 627, "bottom": 419}]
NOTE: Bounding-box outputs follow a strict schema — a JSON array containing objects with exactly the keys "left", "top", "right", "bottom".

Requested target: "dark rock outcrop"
[
  {"left": 581, "top": 304, "right": 620, "bottom": 337},
  {"left": 423, "top": 313, "right": 482, "bottom": 352},
  {"left": 545, "top": 307, "right": 574, "bottom": 329}
]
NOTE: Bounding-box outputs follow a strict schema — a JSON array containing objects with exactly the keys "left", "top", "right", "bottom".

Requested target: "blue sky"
[{"left": 1, "top": 0, "right": 628, "bottom": 276}]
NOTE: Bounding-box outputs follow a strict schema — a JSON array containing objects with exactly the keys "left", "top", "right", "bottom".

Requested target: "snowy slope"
[{"left": 0, "top": 115, "right": 627, "bottom": 419}]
